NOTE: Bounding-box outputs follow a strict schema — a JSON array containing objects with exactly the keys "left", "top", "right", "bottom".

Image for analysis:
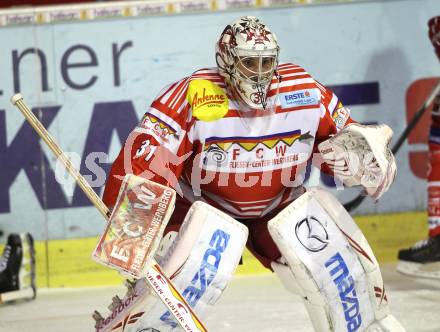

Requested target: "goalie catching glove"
[{"left": 318, "top": 123, "right": 396, "bottom": 200}]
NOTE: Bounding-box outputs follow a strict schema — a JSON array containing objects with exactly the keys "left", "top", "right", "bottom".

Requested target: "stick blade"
[{"left": 92, "top": 174, "right": 176, "bottom": 278}]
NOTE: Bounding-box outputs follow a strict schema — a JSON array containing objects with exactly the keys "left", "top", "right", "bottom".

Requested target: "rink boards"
[{"left": 0, "top": 210, "right": 427, "bottom": 287}]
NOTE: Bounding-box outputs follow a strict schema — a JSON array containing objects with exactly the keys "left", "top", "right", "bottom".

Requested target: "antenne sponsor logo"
[
  {"left": 325, "top": 252, "right": 362, "bottom": 332},
  {"left": 187, "top": 79, "right": 229, "bottom": 121},
  {"left": 192, "top": 88, "right": 226, "bottom": 109}
]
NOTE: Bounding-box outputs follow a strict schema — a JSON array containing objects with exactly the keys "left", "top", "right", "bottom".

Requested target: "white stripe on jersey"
[
  {"left": 203, "top": 191, "right": 263, "bottom": 217},
  {"left": 278, "top": 63, "right": 301, "bottom": 70},
  {"left": 261, "top": 191, "right": 284, "bottom": 216},
  {"left": 176, "top": 99, "right": 188, "bottom": 114},
  {"left": 178, "top": 182, "right": 268, "bottom": 219},
  {"left": 159, "top": 78, "right": 187, "bottom": 105},
  {"left": 277, "top": 77, "right": 316, "bottom": 89},
  {"left": 276, "top": 72, "right": 311, "bottom": 80},
  {"left": 223, "top": 197, "right": 274, "bottom": 204},
  {"left": 191, "top": 68, "right": 226, "bottom": 83},
  {"left": 159, "top": 82, "right": 179, "bottom": 104},
  {"left": 186, "top": 124, "right": 195, "bottom": 144},
  {"left": 202, "top": 187, "right": 307, "bottom": 219},
  {"left": 328, "top": 93, "right": 339, "bottom": 114},
  {"left": 238, "top": 205, "right": 268, "bottom": 211},
  {"left": 192, "top": 68, "right": 219, "bottom": 75},
  {"left": 148, "top": 106, "right": 184, "bottom": 133},
  {"left": 169, "top": 78, "right": 190, "bottom": 109},
  {"left": 315, "top": 81, "right": 327, "bottom": 94}
]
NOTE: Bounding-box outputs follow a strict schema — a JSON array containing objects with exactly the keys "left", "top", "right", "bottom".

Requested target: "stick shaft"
[{"left": 11, "top": 94, "right": 110, "bottom": 219}]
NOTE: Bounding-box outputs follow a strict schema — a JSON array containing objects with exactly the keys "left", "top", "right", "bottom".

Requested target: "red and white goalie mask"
[
  {"left": 429, "top": 16, "right": 440, "bottom": 60},
  {"left": 216, "top": 16, "right": 280, "bottom": 113}
]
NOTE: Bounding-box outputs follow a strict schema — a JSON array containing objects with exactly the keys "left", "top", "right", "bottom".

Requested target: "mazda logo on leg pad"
[{"left": 295, "top": 216, "right": 329, "bottom": 252}]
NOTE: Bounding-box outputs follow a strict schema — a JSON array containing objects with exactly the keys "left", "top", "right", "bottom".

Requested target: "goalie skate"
[{"left": 0, "top": 233, "right": 36, "bottom": 303}]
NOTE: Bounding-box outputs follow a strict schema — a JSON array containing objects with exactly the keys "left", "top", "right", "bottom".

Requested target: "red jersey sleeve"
[
  {"left": 103, "top": 78, "right": 194, "bottom": 208},
  {"left": 313, "top": 81, "right": 355, "bottom": 175},
  {"left": 315, "top": 81, "right": 355, "bottom": 143}
]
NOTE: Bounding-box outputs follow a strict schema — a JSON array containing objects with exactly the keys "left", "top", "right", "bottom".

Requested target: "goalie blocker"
[
  {"left": 92, "top": 175, "right": 176, "bottom": 279},
  {"left": 268, "top": 188, "right": 405, "bottom": 332}
]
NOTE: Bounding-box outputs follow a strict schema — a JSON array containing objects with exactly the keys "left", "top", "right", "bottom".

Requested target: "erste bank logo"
[{"left": 281, "top": 89, "right": 318, "bottom": 109}]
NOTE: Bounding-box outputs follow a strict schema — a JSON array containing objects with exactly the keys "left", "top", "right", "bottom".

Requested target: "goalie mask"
[{"left": 216, "top": 16, "right": 280, "bottom": 113}]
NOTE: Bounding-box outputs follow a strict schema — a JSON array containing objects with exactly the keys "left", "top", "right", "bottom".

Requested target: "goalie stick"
[
  {"left": 343, "top": 80, "right": 440, "bottom": 212},
  {"left": 10, "top": 94, "right": 207, "bottom": 332}
]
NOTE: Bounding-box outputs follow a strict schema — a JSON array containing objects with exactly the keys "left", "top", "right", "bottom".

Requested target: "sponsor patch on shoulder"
[
  {"left": 187, "top": 79, "right": 229, "bottom": 122},
  {"left": 280, "top": 89, "right": 319, "bottom": 109},
  {"left": 140, "top": 113, "right": 177, "bottom": 143},
  {"left": 332, "top": 105, "right": 350, "bottom": 130}
]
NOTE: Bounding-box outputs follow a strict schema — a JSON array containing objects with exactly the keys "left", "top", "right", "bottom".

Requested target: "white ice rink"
[{"left": 1, "top": 264, "right": 439, "bottom": 332}]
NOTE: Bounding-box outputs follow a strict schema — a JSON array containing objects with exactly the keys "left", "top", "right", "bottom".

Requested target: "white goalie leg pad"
[
  {"left": 271, "top": 259, "right": 302, "bottom": 296},
  {"left": 133, "top": 201, "right": 248, "bottom": 331},
  {"left": 268, "top": 187, "right": 405, "bottom": 332}
]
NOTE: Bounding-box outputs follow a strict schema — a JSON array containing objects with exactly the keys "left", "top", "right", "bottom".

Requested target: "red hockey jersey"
[{"left": 103, "top": 63, "right": 353, "bottom": 219}]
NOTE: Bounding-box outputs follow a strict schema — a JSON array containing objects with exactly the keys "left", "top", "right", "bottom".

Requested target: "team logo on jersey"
[
  {"left": 280, "top": 89, "right": 319, "bottom": 109},
  {"left": 187, "top": 79, "right": 229, "bottom": 122},
  {"left": 140, "top": 113, "right": 177, "bottom": 143},
  {"left": 204, "top": 130, "right": 313, "bottom": 153},
  {"left": 203, "top": 145, "right": 228, "bottom": 167},
  {"left": 331, "top": 103, "right": 350, "bottom": 130},
  {"left": 200, "top": 130, "right": 314, "bottom": 171}
]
